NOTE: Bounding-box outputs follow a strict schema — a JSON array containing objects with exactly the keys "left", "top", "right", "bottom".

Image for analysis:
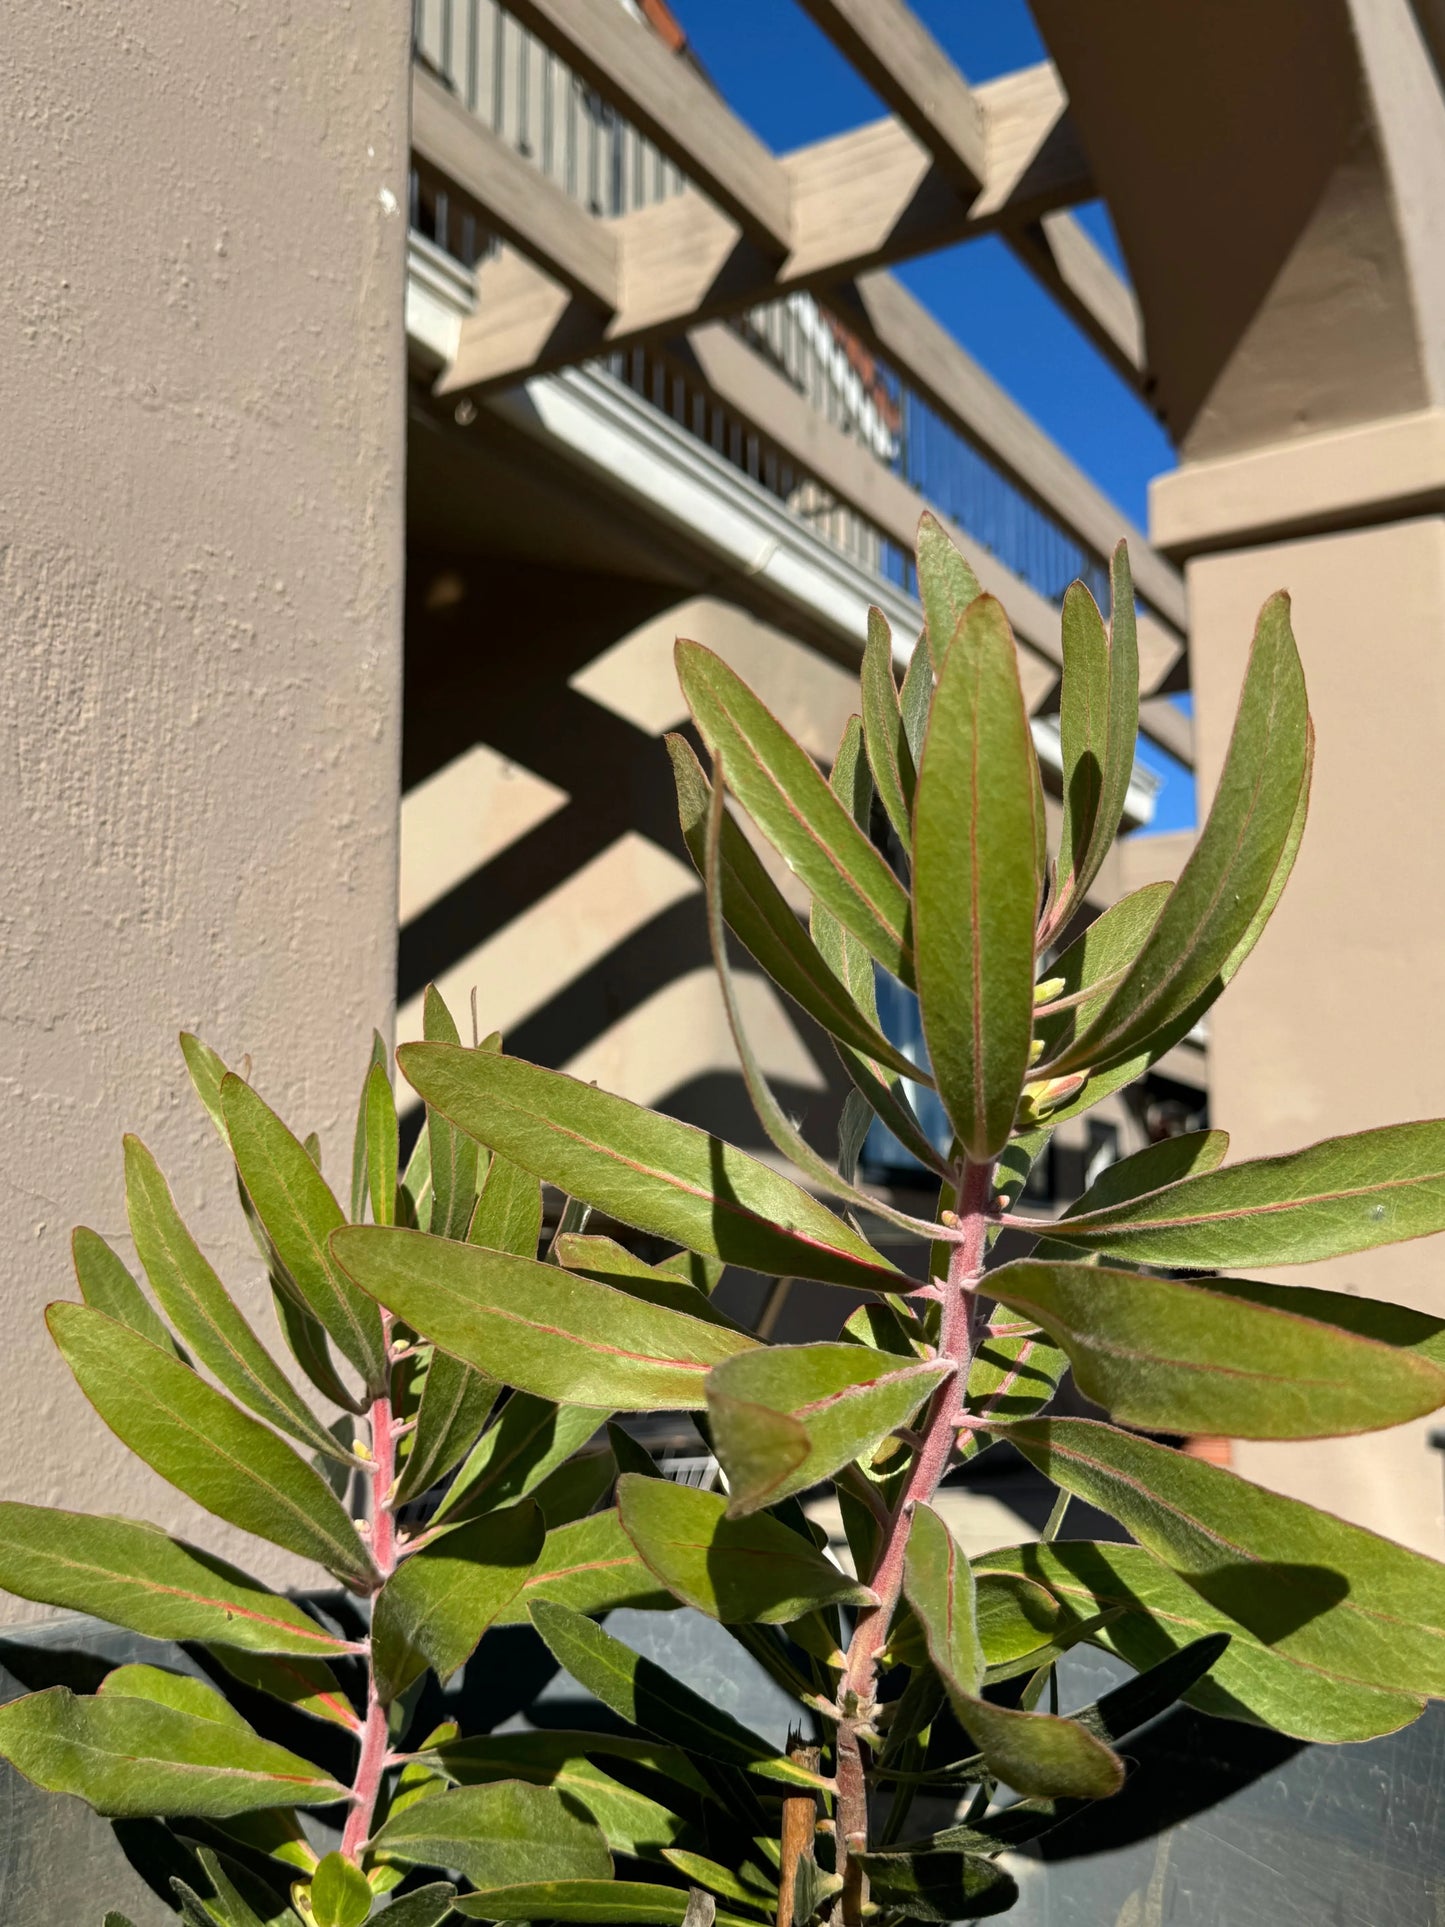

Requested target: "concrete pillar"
[
  {"left": 1153, "top": 460, "right": 1445, "bottom": 1555},
  {"left": 0, "top": 2, "right": 410, "bottom": 1603}
]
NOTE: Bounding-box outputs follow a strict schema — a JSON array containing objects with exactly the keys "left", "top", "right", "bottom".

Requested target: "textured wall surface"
[{"left": 0, "top": 2, "right": 410, "bottom": 1604}]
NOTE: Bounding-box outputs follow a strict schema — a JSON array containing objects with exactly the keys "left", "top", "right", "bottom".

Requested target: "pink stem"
[
  {"left": 834, "top": 1157, "right": 993, "bottom": 1921},
  {"left": 341, "top": 1315, "right": 398, "bottom": 1863}
]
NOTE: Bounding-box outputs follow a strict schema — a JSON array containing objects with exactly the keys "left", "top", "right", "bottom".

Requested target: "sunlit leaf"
[
  {"left": 436, "top": 1395, "right": 607, "bottom": 1527},
  {"left": 454, "top": 1880, "right": 755, "bottom": 1925},
  {"left": 493, "top": 1507, "right": 678, "bottom": 1622},
  {"left": 861, "top": 606, "right": 915, "bottom": 847},
  {"left": 71, "top": 1227, "right": 179, "bottom": 1358},
  {"left": 424, "top": 984, "right": 483, "bottom": 1241},
  {"left": 373, "top": 1778, "right": 611, "bottom": 1886},
  {"left": 373, "top": 1499, "right": 543, "bottom": 1699},
  {"left": 366, "top": 1061, "right": 399, "bottom": 1229},
  {"left": 915, "top": 510, "right": 982, "bottom": 676}
]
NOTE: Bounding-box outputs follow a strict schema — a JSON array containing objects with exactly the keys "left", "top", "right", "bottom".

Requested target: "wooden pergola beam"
[
  {"left": 1010, "top": 208, "right": 1146, "bottom": 383},
  {"left": 411, "top": 64, "right": 618, "bottom": 311},
  {"left": 793, "top": 0, "right": 988, "bottom": 192},
  {"left": 832, "top": 268, "right": 1188, "bottom": 634},
  {"left": 677, "top": 321, "right": 1189, "bottom": 759},
  {"left": 437, "top": 62, "right": 1090, "bottom": 396},
  {"left": 501, "top": 0, "right": 793, "bottom": 253}
]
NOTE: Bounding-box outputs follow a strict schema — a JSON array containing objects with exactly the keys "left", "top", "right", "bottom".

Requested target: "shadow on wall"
[{"left": 398, "top": 551, "right": 861, "bottom": 1161}]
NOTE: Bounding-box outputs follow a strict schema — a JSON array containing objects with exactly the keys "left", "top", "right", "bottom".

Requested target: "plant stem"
[
  {"left": 342, "top": 1313, "right": 398, "bottom": 1863},
  {"left": 833, "top": 1157, "right": 993, "bottom": 1924}
]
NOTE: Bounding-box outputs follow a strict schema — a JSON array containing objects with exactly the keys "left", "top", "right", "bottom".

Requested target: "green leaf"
[
  {"left": 467, "top": 1147, "right": 543, "bottom": 1255},
  {"left": 394, "top": 1349, "right": 499, "bottom": 1509},
  {"left": 706, "top": 1342, "right": 947, "bottom": 1514},
  {"left": 861, "top": 606, "right": 915, "bottom": 846},
  {"left": 269, "top": 1282, "right": 361, "bottom": 1416},
  {"left": 427, "top": 1731, "right": 700, "bottom": 1860},
  {"left": 332, "top": 1228, "right": 754, "bottom": 1410},
  {"left": 662, "top": 1850, "right": 773, "bottom": 1908},
  {"left": 423, "top": 985, "right": 484, "bottom": 1242},
  {"left": 0, "top": 1502, "right": 352, "bottom": 1654},
  {"left": 123, "top": 1138, "right": 355, "bottom": 1465},
  {"left": 902, "top": 1503, "right": 1124, "bottom": 1798},
  {"left": 987, "top": 1257, "right": 1445, "bottom": 1437},
  {"left": 555, "top": 1235, "right": 747, "bottom": 1333},
  {"left": 437, "top": 1395, "right": 606, "bottom": 1526},
  {"left": 351, "top": 1030, "right": 390, "bottom": 1224},
  {"left": 616, "top": 1474, "right": 875, "bottom": 1623},
  {"left": 46, "top": 1306, "right": 377, "bottom": 1590},
  {"left": 1050, "top": 547, "right": 1140, "bottom": 932},
  {"left": 666, "top": 736, "right": 920, "bottom": 1081},
  {"left": 654, "top": 1248, "right": 726, "bottom": 1294},
  {"left": 1033, "top": 883, "right": 1170, "bottom": 1060},
  {"left": 529, "top": 1601, "right": 791, "bottom": 1770},
  {"left": 915, "top": 509, "right": 982, "bottom": 676},
  {"left": 851, "top": 1850, "right": 1017, "bottom": 1923},
  {"left": 532, "top": 1444, "right": 618, "bottom": 1527},
  {"left": 1054, "top": 1118, "right": 1445, "bottom": 1269},
  {"left": 1006, "top": 1419, "right": 1445, "bottom": 1695},
  {"left": 976, "top": 1540, "right": 1426, "bottom": 1744},
  {"left": 366, "top": 1061, "right": 400, "bottom": 1229},
  {"left": 98, "top": 1663, "right": 251, "bottom": 1728},
  {"left": 674, "top": 638, "right": 915, "bottom": 984},
  {"left": 373, "top": 1778, "right": 611, "bottom": 1885},
  {"left": 223, "top": 1075, "right": 387, "bottom": 1388},
  {"left": 700, "top": 767, "right": 951, "bottom": 1240},
  {"left": 899, "top": 629, "right": 932, "bottom": 763},
  {"left": 374, "top": 1499, "right": 543, "bottom": 1700},
  {"left": 965, "top": 1320, "right": 1067, "bottom": 1428},
  {"left": 1045, "top": 593, "right": 1310, "bottom": 1078},
  {"left": 454, "top": 1880, "right": 755, "bottom": 1924},
  {"left": 209, "top": 1648, "right": 361, "bottom": 1731},
  {"left": 1198, "top": 1276, "right": 1445, "bottom": 1367},
  {"left": 72, "top": 1227, "right": 179, "bottom": 1357},
  {"left": 310, "top": 1852, "right": 373, "bottom": 1927},
  {"left": 398, "top": 1046, "right": 905, "bottom": 1294},
  {"left": 181, "top": 1031, "right": 232, "bottom": 1143},
  {"left": 837, "top": 1087, "right": 873, "bottom": 1185},
  {"left": 913, "top": 594, "right": 1040, "bottom": 1160},
  {"left": 373, "top": 1887, "right": 457, "bottom": 1927},
  {"left": 494, "top": 1507, "right": 678, "bottom": 1622},
  {"left": 1062, "top": 1129, "right": 1229, "bottom": 1218},
  {"left": 0, "top": 1686, "right": 346, "bottom": 1817}
]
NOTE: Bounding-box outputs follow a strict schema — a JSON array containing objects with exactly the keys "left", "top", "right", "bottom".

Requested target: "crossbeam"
[{"left": 436, "top": 61, "right": 1089, "bottom": 396}]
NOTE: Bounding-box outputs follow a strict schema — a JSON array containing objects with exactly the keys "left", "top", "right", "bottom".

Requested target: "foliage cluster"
[{"left": 4, "top": 518, "right": 1445, "bottom": 1926}]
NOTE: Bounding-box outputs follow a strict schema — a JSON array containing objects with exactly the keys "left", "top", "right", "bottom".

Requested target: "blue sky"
[{"left": 667, "top": 0, "right": 1195, "bottom": 832}]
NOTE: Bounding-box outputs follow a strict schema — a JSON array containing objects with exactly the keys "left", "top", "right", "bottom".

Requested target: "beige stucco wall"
[
  {"left": 1186, "top": 519, "right": 1445, "bottom": 1554},
  {"left": 0, "top": 2, "right": 410, "bottom": 1604}
]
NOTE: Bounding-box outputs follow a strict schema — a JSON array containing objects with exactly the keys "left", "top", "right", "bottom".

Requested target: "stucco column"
[
  {"left": 0, "top": 3, "right": 410, "bottom": 1599},
  {"left": 1153, "top": 435, "right": 1445, "bottom": 1555}
]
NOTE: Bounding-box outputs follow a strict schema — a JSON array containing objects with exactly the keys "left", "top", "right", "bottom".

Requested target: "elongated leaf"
[
  {"left": 913, "top": 595, "right": 1039, "bottom": 1160},
  {"left": 181, "top": 1031, "right": 232, "bottom": 1143},
  {"left": 395, "top": 1350, "right": 499, "bottom": 1508},
  {"left": 269, "top": 1282, "right": 359, "bottom": 1415},
  {"left": 209, "top": 1647, "right": 361, "bottom": 1731},
  {"left": 1034, "top": 884, "right": 1170, "bottom": 1059},
  {"left": 98, "top": 1663, "right": 251, "bottom": 1729},
  {"left": 366, "top": 1062, "right": 399, "bottom": 1228},
  {"left": 1063, "top": 1130, "right": 1229, "bottom": 1218},
  {"left": 311, "top": 1852, "right": 373, "bottom": 1927},
  {"left": 374, "top": 1500, "right": 543, "bottom": 1700},
  {"left": 662, "top": 1850, "right": 773, "bottom": 1907},
  {"left": 333, "top": 1228, "right": 754, "bottom": 1410},
  {"left": 966, "top": 1323, "right": 1067, "bottom": 1428},
  {"left": 903, "top": 1503, "right": 1123, "bottom": 1798},
  {"left": 468, "top": 1147, "right": 543, "bottom": 1255},
  {"left": 853, "top": 1850, "right": 1016, "bottom": 1922},
  {"left": 529, "top": 1601, "right": 787, "bottom": 1768},
  {"left": 899, "top": 629, "right": 933, "bottom": 764},
  {"left": 532, "top": 1444, "right": 617, "bottom": 1527},
  {"left": 976, "top": 1540, "right": 1427, "bottom": 1744},
  {"left": 401, "top": 1116, "right": 434, "bottom": 1232},
  {"left": 0, "top": 1687, "right": 345, "bottom": 1817},
  {"left": 555, "top": 1235, "right": 746, "bottom": 1333},
  {"left": 616, "top": 1475, "right": 873, "bottom": 1623},
  {"left": 1051, "top": 548, "right": 1140, "bottom": 930},
  {"left": 427, "top": 1732, "right": 699, "bottom": 1859},
  {"left": 376, "top": 1778, "right": 610, "bottom": 1888},
  {"left": 1056, "top": 1117, "right": 1445, "bottom": 1269},
  {"left": 654, "top": 1248, "right": 726, "bottom": 1294},
  {"left": 667, "top": 736, "right": 920, "bottom": 1080},
  {"left": 123, "top": 1139, "right": 353, "bottom": 1465},
  {"left": 861, "top": 606, "right": 915, "bottom": 846},
  {"left": 222, "top": 1075, "right": 386, "bottom": 1388},
  {"left": 72, "top": 1227, "right": 179, "bottom": 1357},
  {"left": 351, "top": 1031, "right": 390, "bottom": 1223},
  {"left": 455, "top": 1881, "right": 754, "bottom": 1925},
  {"left": 916, "top": 510, "right": 982, "bottom": 676},
  {"left": 395, "top": 1046, "right": 904, "bottom": 1293},
  {"left": 675, "top": 639, "right": 915, "bottom": 984},
  {"left": 707, "top": 1342, "right": 947, "bottom": 1515},
  {"left": 437, "top": 1394, "right": 606, "bottom": 1526},
  {"left": 1007, "top": 1418, "right": 1445, "bottom": 1695},
  {"left": 701, "top": 771, "right": 952, "bottom": 1241},
  {"left": 47, "top": 1306, "right": 376, "bottom": 1589},
  {"left": 988, "top": 1258, "right": 1445, "bottom": 1438},
  {"left": 1046, "top": 594, "right": 1309, "bottom": 1077},
  {"left": 0, "top": 1502, "right": 352, "bottom": 1655},
  {"left": 423, "top": 984, "right": 483, "bottom": 1241},
  {"left": 373, "top": 1886, "right": 459, "bottom": 1927},
  {"left": 494, "top": 1508, "right": 677, "bottom": 1622},
  {"left": 1199, "top": 1277, "right": 1445, "bottom": 1366}
]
